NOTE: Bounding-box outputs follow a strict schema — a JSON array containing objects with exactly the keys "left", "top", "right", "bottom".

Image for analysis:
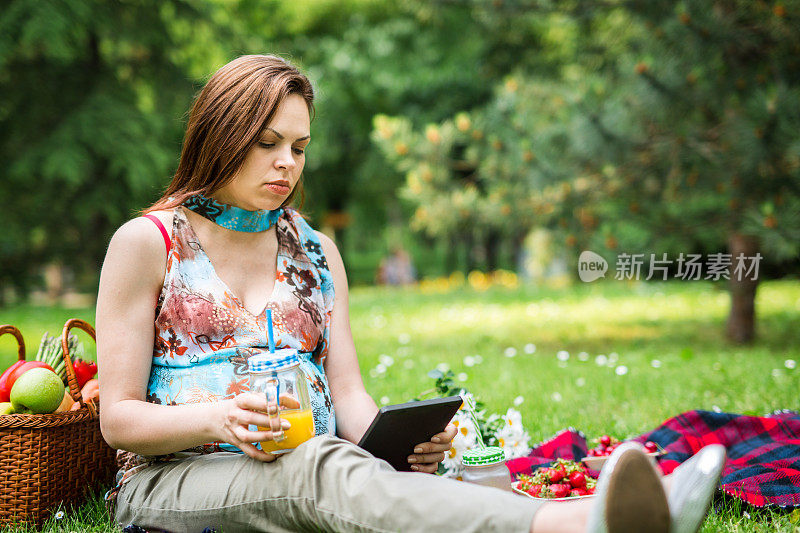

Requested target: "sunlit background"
[{"left": 2, "top": 0, "right": 798, "bottom": 308}]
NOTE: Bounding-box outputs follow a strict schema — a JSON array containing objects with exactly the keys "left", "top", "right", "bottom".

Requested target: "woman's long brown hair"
[{"left": 143, "top": 54, "right": 314, "bottom": 215}]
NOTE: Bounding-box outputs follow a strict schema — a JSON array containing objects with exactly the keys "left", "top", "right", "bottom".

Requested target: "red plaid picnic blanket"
[{"left": 505, "top": 409, "right": 800, "bottom": 508}]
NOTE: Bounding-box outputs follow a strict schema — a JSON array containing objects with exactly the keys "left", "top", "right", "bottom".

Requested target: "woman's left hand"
[{"left": 407, "top": 423, "right": 457, "bottom": 473}]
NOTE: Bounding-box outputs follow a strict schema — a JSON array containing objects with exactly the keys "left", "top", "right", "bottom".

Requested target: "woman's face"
[{"left": 214, "top": 93, "right": 311, "bottom": 211}]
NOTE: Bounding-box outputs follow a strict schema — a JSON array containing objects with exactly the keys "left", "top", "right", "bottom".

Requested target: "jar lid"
[
  {"left": 461, "top": 446, "right": 506, "bottom": 466},
  {"left": 248, "top": 348, "right": 300, "bottom": 373}
]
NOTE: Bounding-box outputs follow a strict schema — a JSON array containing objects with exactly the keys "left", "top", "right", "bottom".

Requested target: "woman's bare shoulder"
[
  {"left": 144, "top": 208, "right": 174, "bottom": 227},
  {"left": 111, "top": 210, "right": 173, "bottom": 248},
  {"left": 103, "top": 210, "right": 174, "bottom": 283}
]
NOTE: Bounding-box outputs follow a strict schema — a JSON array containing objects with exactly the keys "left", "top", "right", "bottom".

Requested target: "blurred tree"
[
  {"left": 289, "top": 2, "right": 494, "bottom": 255},
  {"left": 553, "top": 0, "right": 800, "bottom": 343},
  {"left": 379, "top": 0, "right": 800, "bottom": 343},
  {"left": 0, "top": 0, "right": 498, "bottom": 295},
  {"left": 0, "top": 0, "right": 245, "bottom": 300}
]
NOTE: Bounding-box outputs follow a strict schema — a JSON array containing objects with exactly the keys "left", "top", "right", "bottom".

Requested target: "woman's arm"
[
  {"left": 317, "top": 232, "right": 379, "bottom": 445},
  {"left": 97, "top": 216, "right": 285, "bottom": 460}
]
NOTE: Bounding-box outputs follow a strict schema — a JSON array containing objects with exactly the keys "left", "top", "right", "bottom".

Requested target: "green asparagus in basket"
[{"left": 34, "top": 332, "right": 83, "bottom": 384}]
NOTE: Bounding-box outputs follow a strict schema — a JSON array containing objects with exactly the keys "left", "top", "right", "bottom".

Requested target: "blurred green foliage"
[
  {"left": 1, "top": 0, "right": 798, "bottom": 302},
  {"left": 376, "top": 0, "right": 800, "bottom": 267},
  {"left": 0, "top": 0, "right": 498, "bottom": 297}
]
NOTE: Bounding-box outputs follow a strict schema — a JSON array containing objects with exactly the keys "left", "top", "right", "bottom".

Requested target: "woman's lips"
[{"left": 265, "top": 182, "right": 291, "bottom": 195}]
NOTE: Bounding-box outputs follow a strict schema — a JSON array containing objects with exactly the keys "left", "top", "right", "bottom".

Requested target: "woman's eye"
[{"left": 258, "top": 142, "right": 303, "bottom": 155}]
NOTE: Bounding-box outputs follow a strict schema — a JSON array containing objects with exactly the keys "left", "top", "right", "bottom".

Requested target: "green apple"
[
  {"left": 0, "top": 402, "right": 13, "bottom": 414},
  {"left": 10, "top": 367, "right": 65, "bottom": 414}
]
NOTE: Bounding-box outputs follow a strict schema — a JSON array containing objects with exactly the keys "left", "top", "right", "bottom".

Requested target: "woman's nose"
[{"left": 274, "top": 146, "right": 297, "bottom": 170}]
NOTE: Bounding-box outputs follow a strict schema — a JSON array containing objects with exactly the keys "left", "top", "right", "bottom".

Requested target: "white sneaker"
[
  {"left": 667, "top": 444, "right": 726, "bottom": 533},
  {"left": 586, "top": 441, "right": 670, "bottom": 533}
]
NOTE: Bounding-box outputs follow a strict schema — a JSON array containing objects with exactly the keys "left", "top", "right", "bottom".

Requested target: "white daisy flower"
[
  {"left": 524, "top": 343, "right": 537, "bottom": 354},
  {"left": 595, "top": 354, "right": 608, "bottom": 366},
  {"left": 496, "top": 408, "right": 532, "bottom": 459},
  {"left": 651, "top": 359, "right": 662, "bottom": 368},
  {"left": 441, "top": 410, "right": 478, "bottom": 477},
  {"left": 557, "top": 350, "right": 569, "bottom": 361},
  {"left": 615, "top": 365, "right": 629, "bottom": 376},
  {"left": 785, "top": 359, "right": 796, "bottom": 370},
  {"left": 578, "top": 351, "right": 589, "bottom": 361},
  {"left": 504, "top": 347, "right": 517, "bottom": 358}
]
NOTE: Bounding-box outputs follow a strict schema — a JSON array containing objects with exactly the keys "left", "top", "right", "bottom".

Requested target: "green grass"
[{"left": 1, "top": 279, "right": 799, "bottom": 531}]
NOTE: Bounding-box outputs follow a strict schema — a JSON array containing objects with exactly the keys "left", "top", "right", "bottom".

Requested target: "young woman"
[{"left": 96, "top": 54, "right": 723, "bottom": 533}]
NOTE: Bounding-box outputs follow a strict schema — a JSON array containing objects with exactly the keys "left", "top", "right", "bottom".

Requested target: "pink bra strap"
[{"left": 143, "top": 214, "right": 171, "bottom": 253}]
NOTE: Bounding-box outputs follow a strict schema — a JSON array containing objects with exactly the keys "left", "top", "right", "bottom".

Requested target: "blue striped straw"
[{"left": 266, "top": 309, "right": 275, "bottom": 353}]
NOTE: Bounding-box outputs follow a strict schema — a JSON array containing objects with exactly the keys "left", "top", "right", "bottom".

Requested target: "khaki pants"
[{"left": 115, "top": 435, "right": 542, "bottom": 532}]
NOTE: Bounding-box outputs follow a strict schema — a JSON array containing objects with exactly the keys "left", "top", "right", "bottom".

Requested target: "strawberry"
[
  {"left": 549, "top": 483, "right": 571, "bottom": 498},
  {"left": 550, "top": 466, "right": 566, "bottom": 483},
  {"left": 572, "top": 487, "right": 590, "bottom": 496},
  {"left": 527, "top": 484, "right": 543, "bottom": 497},
  {"left": 644, "top": 441, "right": 658, "bottom": 453},
  {"left": 568, "top": 472, "right": 586, "bottom": 488},
  {"left": 600, "top": 435, "right": 612, "bottom": 447}
]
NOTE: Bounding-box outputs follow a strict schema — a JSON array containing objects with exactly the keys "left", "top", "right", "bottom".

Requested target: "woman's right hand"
[{"left": 213, "top": 392, "right": 291, "bottom": 462}]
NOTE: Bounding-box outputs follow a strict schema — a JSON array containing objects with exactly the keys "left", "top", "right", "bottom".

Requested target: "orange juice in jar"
[
  {"left": 248, "top": 348, "right": 316, "bottom": 454},
  {"left": 259, "top": 408, "right": 315, "bottom": 453}
]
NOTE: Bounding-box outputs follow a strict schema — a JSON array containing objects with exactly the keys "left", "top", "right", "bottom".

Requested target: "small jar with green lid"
[{"left": 461, "top": 446, "right": 511, "bottom": 491}]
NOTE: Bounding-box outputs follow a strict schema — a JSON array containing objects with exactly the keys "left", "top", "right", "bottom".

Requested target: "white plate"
[
  {"left": 511, "top": 481, "right": 595, "bottom": 501},
  {"left": 582, "top": 450, "right": 663, "bottom": 471}
]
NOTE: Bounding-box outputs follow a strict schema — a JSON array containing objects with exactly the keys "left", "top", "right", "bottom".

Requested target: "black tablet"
[{"left": 357, "top": 396, "right": 463, "bottom": 472}]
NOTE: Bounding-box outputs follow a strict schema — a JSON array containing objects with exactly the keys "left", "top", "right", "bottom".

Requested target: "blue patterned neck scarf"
[{"left": 183, "top": 194, "right": 283, "bottom": 232}]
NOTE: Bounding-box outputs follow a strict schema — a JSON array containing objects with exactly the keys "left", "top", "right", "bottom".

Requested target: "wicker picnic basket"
[{"left": 0, "top": 319, "right": 117, "bottom": 526}]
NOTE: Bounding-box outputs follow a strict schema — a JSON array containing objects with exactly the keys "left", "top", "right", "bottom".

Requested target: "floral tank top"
[{"left": 108, "top": 206, "right": 336, "bottom": 500}]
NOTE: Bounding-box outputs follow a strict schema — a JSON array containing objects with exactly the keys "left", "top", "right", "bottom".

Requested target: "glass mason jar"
[
  {"left": 248, "top": 348, "right": 315, "bottom": 454},
  {"left": 461, "top": 446, "right": 512, "bottom": 491}
]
